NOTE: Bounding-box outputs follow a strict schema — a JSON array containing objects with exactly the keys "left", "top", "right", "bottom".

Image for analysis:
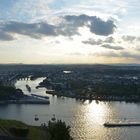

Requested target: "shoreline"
[
  {"left": 0, "top": 95, "right": 50, "bottom": 105},
  {"left": 46, "top": 90, "right": 140, "bottom": 103}
]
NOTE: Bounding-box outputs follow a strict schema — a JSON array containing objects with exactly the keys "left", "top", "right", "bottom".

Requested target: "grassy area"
[{"left": 0, "top": 119, "right": 47, "bottom": 140}]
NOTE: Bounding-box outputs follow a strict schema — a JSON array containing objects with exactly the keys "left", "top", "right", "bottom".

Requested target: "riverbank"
[
  {"left": 0, "top": 119, "right": 46, "bottom": 140},
  {"left": 46, "top": 90, "right": 140, "bottom": 102},
  {"left": 12, "top": 77, "right": 140, "bottom": 140},
  {"left": 0, "top": 119, "right": 73, "bottom": 140},
  {"left": 0, "top": 95, "right": 50, "bottom": 104}
]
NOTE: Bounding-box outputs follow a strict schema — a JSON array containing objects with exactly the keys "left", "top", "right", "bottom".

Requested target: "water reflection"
[
  {"left": 69, "top": 100, "right": 108, "bottom": 139},
  {"left": 1, "top": 77, "right": 140, "bottom": 140},
  {"left": 85, "top": 101, "right": 107, "bottom": 124}
]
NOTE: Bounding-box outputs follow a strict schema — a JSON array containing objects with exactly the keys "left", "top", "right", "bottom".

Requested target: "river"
[{"left": 0, "top": 77, "right": 140, "bottom": 140}]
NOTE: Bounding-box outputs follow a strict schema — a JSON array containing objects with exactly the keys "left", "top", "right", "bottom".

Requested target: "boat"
[
  {"left": 31, "top": 94, "right": 49, "bottom": 99},
  {"left": 51, "top": 114, "right": 56, "bottom": 122},
  {"left": 34, "top": 114, "right": 39, "bottom": 121},
  {"left": 26, "top": 84, "right": 31, "bottom": 92},
  {"left": 104, "top": 122, "right": 140, "bottom": 127}
]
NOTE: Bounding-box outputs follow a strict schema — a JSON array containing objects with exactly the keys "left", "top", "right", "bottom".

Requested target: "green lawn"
[{"left": 0, "top": 119, "right": 47, "bottom": 140}]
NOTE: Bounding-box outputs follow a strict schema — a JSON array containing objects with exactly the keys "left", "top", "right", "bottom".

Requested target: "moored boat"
[
  {"left": 26, "top": 84, "right": 31, "bottom": 92},
  {"left": 104, "top": 122, "right": 140, "bottom": 127}
]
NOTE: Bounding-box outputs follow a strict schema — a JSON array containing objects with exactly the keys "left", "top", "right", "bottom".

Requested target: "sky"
[{"left": 0, "top": 0, "right": 140, "bottom": 64}]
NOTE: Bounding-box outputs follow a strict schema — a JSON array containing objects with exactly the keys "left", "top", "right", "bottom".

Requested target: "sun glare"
[{"left": 86, "top": 101, "right": 107, "bottom": 124}]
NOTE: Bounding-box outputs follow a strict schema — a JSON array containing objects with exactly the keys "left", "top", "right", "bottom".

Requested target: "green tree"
[{"left": 46, "top": 120, "right": 73, "bottom": 140}]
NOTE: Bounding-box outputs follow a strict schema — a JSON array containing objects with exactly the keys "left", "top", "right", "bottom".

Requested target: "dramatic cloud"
[
  {"left": 2, "top": 21, "right": 57, "bottom": 39},
  {"left": 101, "top": 44, "right": 124, "bottom": 50},
  {"left": 0, "top": 31, "right": 14, "bottom": 41},
  {"left": 0, "top": 14, "right": 116, "bottom": 40},
  {"left": 64, "top": 14, "right": 116, "bottom": 36},
  {"left": 90, "top": 18, "right": 115, "bottom": 36},
  {"left": 0, "top": 0, "right": 140, "bottom": 64}
]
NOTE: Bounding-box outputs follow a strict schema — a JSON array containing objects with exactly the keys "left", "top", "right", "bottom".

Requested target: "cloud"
[
  {"left": 82, "top": 37, "right": 122, "bottom": 50},
  {"left": 89, "top": 51, "right": 140, "bottom": 61},
  {"left": 82, "top": 36, "right": 115, "bottom": 45},
  {"left": 136, "top": 37, "right": 140, "bottom": 41},
  {"left": 1, "top": 21, "right": 80, "bottom": 39},
  {"left": 89, "top": 51, "right": 119, "bottom": 57},
  {"left": 0, "top": 31, "right": 14, "bottom": 41},
  {"left": 122, "top": 35, "right": 136, "bottom": 42},
  {"left": 104, "top": 36, "right": 115, "bottom": 43},
  {"left": 64, "top": 14, "right": 116, "bottom": 36},
  {"left": 90, "top": 17, "right": 116, "bottom": 36},
  {"left": 120, "top": 52, "right": 140, "bottom": 60},
  {"left": 101, "top": 44, "right": 124, "bottom": 50},
  {"left": 82, "top": 38, "right": 102, "bottom": 45},
  {"left": 2, "top": 21, "right": 57, "bottom": 39},
  {"left": 0, "top": 14, "right": 116, "bottom": 40}
]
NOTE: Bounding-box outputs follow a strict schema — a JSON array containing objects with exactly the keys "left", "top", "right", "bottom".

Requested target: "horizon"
[{"left": 1, "top": 63, "right": 140, "bottom": 66}]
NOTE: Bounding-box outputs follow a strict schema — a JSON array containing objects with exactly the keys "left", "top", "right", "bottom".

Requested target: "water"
[{"left": 0, "top": 77, "right": 140, "bottom": 140}]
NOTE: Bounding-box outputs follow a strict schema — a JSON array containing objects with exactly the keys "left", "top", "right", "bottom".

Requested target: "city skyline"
[{"left": 0, "top": 0, "right": 140, "bottom": 64}]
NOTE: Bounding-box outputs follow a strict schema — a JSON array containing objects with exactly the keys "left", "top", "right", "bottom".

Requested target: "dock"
[{"left": 104, "top": 122, "right": 140, "bottom": 127}]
